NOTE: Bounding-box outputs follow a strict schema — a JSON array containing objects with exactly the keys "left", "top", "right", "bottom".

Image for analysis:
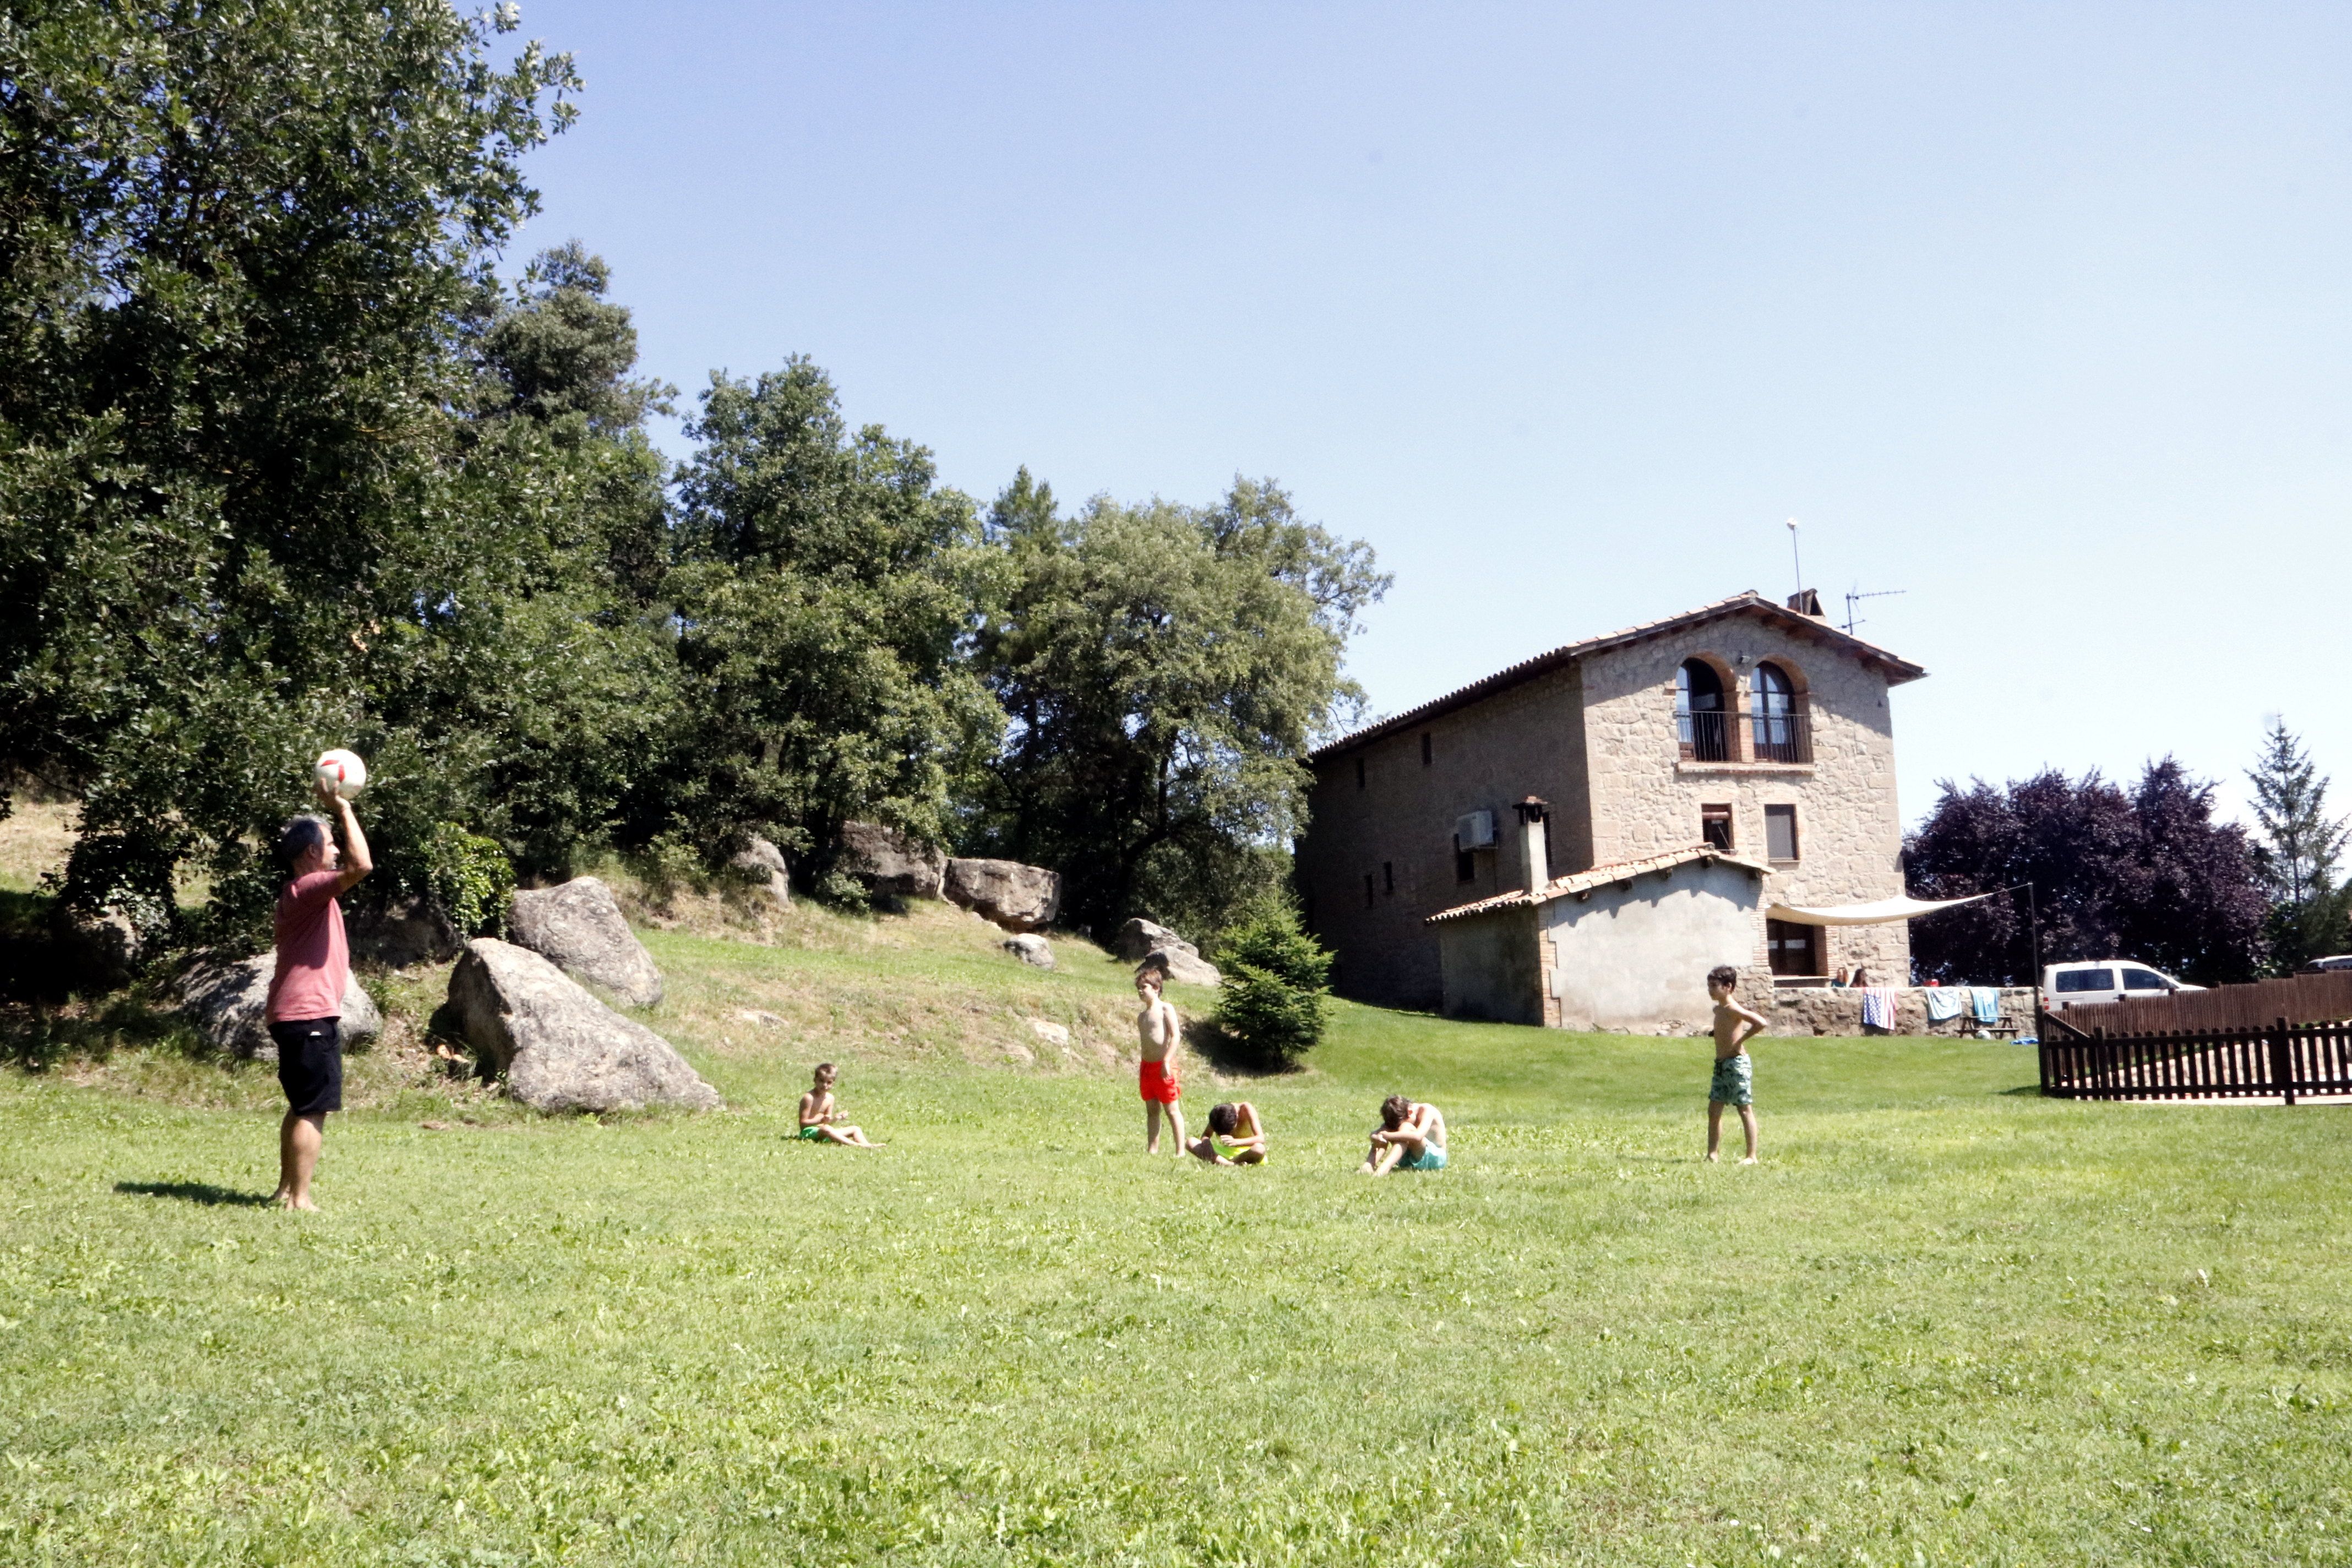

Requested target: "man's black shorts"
[{"left": 269, "top": 1017, "right": 343, "bottom": 1116}]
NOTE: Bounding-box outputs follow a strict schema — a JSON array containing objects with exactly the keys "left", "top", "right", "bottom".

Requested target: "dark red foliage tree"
[{"left": 1904, "top": 759, "right": 2268, "bottom": 986}]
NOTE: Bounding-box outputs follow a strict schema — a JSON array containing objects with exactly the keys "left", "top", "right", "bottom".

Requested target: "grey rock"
[
  {"left": 61, "top": 905, "right": 147, "bottom": 985},
  {"left": 943, "top": 857, "right": 1060, "bottom": 932},
  {"left": 448, "top": 938, "right": 721, "bottom": 1113},
  {"left": 1028, "top": 1019, "right": 1072, "bottom": 1049},
  {"left": 1113, "top": 918, "right": 1221, "bottom": 986},
  {"left": 1003, "top": 933, "right": 1055, "bottom": 970},
  {"left": 836, "top": 821, "right": 945, "bottom": 900},
  {"left": 507, "top": 876, "right": 663, "bottom": 1008},
  {"left": 347, "top": 895, "right": 460, "bottom": 967},
  {"left": 178, "top": 952, "right": 382, "bottom": 1060},
  {"left": 728, "top": 835, "right": 792, "bottom": 908}
]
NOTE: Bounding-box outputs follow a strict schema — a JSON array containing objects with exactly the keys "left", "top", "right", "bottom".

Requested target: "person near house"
[
  {"left": 1831, "top": 966, "right": 1852, "bottom": 988},
  {"left": 1849, "top": 965, "right": 1871, "bottom": 987},
  {"left": 1188, "top": 1101, "right": 1267, "bottom": 1165},
  {"left": 797, "top": 1062, "right": 880, "bottom": 1147},
  {"left": 1705, "top": 963, "right": 1766, "bottom": 1165},
  {"left": 1362, "top": 1095, "right": 1447, "bottom": 1174},
  {"left": 1135, "top": 960, "right": 1187, "bottom": 1154},
  {"left": 265, "top": 781, "right": 373, "bottom": 1211}
]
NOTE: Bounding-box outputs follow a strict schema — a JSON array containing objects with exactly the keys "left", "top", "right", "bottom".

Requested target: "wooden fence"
[
  {"left": 2051, "top": 970, "right": 2352, "bottom": 1037},
  {"left": 2038, "top": 1014, "right": 2352, "bottom": 1103}
]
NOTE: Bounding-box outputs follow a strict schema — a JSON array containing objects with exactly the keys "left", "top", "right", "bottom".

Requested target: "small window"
[
  {"left": 1701, "top": 804, "right": 1733, "bottom": 851},
  {"left": 1355, "top": 756, "right": 1365, "bottom": 790},
  {"left": 1382, "top": 861, "right": 1394, "bottom": 894},
  {"left": 1764, "top": 804, "right": 1799, "bottom": 862},
  {"left": 1364, "top": 873, "right": 1375, "bottom": 908},
  {"left": 2055, "top": 968, "right": 2116, "bottom": 993},
  {"left": 2122, "top": 968, "right": 2170, "bottom": 992},
  {"left": 1421, "top": 732, "right": 1432, "bottom": 766},
  {"left": 1454, "top": 835, "right": 1476, "bottom": 883}
]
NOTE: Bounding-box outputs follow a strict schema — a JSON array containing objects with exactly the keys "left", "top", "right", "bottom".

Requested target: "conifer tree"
[{"left": 2246, "top": 718, "right": 2351, "bottom": 969}]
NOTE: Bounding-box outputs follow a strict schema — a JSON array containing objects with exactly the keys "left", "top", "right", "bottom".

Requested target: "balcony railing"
[
  {"left": 1750, "top": 701, "right": 1812, "bottom": 764},
  {"left": 1678, "top": 701, "right": 1814, "bottom": 764}
]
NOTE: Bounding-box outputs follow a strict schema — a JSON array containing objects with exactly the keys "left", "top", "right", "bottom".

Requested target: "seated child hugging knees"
[
  {"left": 797, "top": 1063, "right": 880, "bottom": 1148},
  {"left": 1360, "top": 1095, "right": 1446, "bottom": 1175},
  {"left": 1188, "top": 1101, "right": 1267, "bottom": 1166}
]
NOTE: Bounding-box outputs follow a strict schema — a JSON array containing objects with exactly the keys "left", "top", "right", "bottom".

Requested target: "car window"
[
  {"left": 2122, "top": 969, "right": 2170, "bottom": 992},
  {"left": 2055, "top": 968, "right": 2116, "bottom": 993}
]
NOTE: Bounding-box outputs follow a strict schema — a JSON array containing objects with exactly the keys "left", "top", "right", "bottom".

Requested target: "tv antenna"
[
  {"left": 1785, "top": 518, "right": 1803, "bottom": 595},
  {"left": 1843, "top": 584, "right": 1905, "bottom": 637}
]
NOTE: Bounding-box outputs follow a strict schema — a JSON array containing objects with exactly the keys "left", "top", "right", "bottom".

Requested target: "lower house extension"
[{"left": 1294, "top": 590, "right": 1928, "bottom": 1030}]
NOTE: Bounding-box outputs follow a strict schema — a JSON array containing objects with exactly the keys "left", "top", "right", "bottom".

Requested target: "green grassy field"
[{"left": 4, "top": 906, "right": 2350, "bottom": 1565}]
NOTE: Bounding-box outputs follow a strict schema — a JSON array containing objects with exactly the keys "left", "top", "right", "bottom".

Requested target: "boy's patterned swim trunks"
[{"left": 1708, "top": 1052, "right": 1753, "bottom": 1107}]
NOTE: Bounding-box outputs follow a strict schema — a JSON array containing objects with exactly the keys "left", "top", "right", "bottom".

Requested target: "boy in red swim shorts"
[{"left": 1135, "top": 960, "right": 1186, "bottom": 1155}]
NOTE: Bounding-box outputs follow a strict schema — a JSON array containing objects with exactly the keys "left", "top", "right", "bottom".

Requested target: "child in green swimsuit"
[
  {"left": 1188, "top": 1102, "right": 1266, "bottom": 1165},
  {"left": 797, "top": 1063, "right": 880, "bottom": 1147}
]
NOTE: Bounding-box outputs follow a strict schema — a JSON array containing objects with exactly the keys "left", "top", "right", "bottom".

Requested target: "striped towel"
[
  {"left": 1861, "top": 987, "right": 1898, "bottom": 1030},
  {"left": 1970, "top": 987, "right": 2000, "bottom": 1023},
  {"left": 1923, "top": 987, "right": 1964, "bottom": 1022}
]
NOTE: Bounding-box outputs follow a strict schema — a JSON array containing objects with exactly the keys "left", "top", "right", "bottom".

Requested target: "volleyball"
[{"left": 314, "top": 748, "right": 368, "bottom": 798}]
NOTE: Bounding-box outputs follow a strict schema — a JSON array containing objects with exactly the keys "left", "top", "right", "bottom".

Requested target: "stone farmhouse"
[{"left": 1294, "top": 591, "right": 1927, "bottom": 1030}]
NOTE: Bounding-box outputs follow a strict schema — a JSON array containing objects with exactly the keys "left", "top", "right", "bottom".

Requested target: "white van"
[
  {"left": 2040, "top": 960, "right": 2203, "bottom": 1012},
  {"left": 2301, "top": 955, "right": 2352, "bottom": 974}
]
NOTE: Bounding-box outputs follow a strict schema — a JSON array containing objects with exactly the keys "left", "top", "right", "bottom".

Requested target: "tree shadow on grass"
[{"left": 115, "top": 1180, "right": 273, "bottom": 1207}]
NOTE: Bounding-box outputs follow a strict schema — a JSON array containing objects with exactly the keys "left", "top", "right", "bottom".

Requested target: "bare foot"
[
  {"left": 1739, "top": 1156, "right": 1758, "bottom": 1166},
  {"left": 274, "top": 1192, "right": 317, "bottom": 1212},
  {"left": 1704, "top": 1151, "right": 1719, "bottom": 1163}
]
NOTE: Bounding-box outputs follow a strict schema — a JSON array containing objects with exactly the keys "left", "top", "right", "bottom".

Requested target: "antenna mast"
[
  {"left": 1785, "top": 518, "right": 1803, "bottom": 594},
  {"left": 1842, "top": 585, "right": 1907, "bottom": 636}
]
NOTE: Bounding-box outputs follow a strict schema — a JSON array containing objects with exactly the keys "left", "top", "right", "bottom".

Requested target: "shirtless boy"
[
  {"left": 1360, "top": 1095, "right": 1446, "bottom": 1175},
  {"left": 797, "top": 1062, "right": 880, "bottom": 1147},
  {"left": 1188, "top": 1101, "right": 1267, "bottom": 1166},
  {"left": 1135, "top": 960, "right": 1186, "bottom": 1154},
  {"left": 1705, "top": 963, "right": 1767, "bottom": 1164}
]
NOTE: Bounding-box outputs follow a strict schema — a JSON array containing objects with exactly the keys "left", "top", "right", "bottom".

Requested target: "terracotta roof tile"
[{"left": 1424, "top": 847, "right": 1771, "bottom": 924}]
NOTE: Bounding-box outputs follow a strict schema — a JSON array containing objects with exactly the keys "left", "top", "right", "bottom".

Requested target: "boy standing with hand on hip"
[
  {"left": 1705, "top": 963, "right": 1766, "bottom": 1164},
  {"left": 265, "top": 780, "right": 372, "bottom": 1210}
]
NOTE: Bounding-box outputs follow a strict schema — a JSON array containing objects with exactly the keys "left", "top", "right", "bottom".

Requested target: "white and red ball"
[{"left": 314, "top": 748, "right": 368, "bottom": 798}]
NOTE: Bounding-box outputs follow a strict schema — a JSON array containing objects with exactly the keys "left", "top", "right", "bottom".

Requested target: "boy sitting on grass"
[
  {"left": 1360, "top": 1095, "right": 1446, "bottom": 1175},
  {"left": 1705, "top": 963, "right": 1767, "bottom": 1164},
  {"left": 1188, "top": 1101, "right": 1267, "bottom": 1166},
  {"left": 797, "top": 1063, "right": 880, "bottom": 1147}
]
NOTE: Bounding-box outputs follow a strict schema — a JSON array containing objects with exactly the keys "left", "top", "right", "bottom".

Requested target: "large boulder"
[
  {"left": 507, "top": 876, "right": 663, "bottom": 1008},
  {"left": 1113, "top": 917, "right": 1222, "bottom": 987},
  {"left": 835, "top": 821, "right": 945, "bottom": 900},
  {"left": 347, "top": 895, "right": 460, "bottom": 967},
  {"left": 177, "top": 952, "right": 383, "bottom": 1060},
  {"left": 944, "top": 858, "right": 1060, "bottom": 932},
  {"left": 728, "top": 835, "right": 792, "bottom": 908},
  {"left": 447, "top": 939, "right": 721, "bottom": 1113}
]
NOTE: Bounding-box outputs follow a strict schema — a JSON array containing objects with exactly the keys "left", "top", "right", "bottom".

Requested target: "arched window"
[
  {"left": 1676, "top": 659, "right": 1729, "bottom": 761},
  {"left": 1749, "top": 661, "right": 1809, "bottom": 763}
]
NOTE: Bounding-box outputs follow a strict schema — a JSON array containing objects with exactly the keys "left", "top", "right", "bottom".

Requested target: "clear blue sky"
[{"left": 511, "top": 1, "right": 2350, "bottom": 830}]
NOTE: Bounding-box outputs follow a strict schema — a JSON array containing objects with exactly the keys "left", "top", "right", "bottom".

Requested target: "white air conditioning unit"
[{"left": 1454, "top": 810, "right": 1496, "bottom": 850}]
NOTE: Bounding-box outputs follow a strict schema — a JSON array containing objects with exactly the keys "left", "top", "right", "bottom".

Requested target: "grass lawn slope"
[{"left": 3, "top": 875, "right": 2349, "bottom": 1563}]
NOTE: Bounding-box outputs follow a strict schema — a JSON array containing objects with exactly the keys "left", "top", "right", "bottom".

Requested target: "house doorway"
[{"left": 1765, "top": 918, "right": 1821, "bottom": 977}]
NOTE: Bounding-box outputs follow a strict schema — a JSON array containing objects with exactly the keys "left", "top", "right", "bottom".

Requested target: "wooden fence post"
[{"left": 2269, "top": 1016, "right": 2296, "bottom": 1107}]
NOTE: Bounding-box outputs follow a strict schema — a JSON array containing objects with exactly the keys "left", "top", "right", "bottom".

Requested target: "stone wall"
[
  {"left": 1577, "top": 622, "right": 1912, "bottom": 984},
  {"left": 1767, "top": 986, "right": 2039, "bottom": 1037},
  {"left": 1300, "top": 660, "right": 1591, "bottom": 1009},
  {"left": 1434, "top": 906, "right": 1545, "bottom": 1025}
]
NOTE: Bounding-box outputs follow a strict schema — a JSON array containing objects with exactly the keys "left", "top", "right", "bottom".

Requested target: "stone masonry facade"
[{"left": 1296, "top": 592, "right": 1924, "bottom": 1014}]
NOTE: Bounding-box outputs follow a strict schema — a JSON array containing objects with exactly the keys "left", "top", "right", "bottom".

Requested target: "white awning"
[{"left": 1765, "top": 891, "right": 1997, "bottom": 927}]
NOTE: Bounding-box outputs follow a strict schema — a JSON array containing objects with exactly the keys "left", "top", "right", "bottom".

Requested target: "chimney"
[
  {"left": 1513, "top": 796, "right": 1549, "bottom": 894},
  {"left": 1786, "top": 587, "right": 1826, "bottom": 618}
]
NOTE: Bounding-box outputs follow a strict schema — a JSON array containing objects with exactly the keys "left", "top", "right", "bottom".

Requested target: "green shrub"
[
  {"left": 1212, "top": 910, "right": 1334, "bottom": 1063},
  {"left": 424, "top": 823, "right": 514, "bottom": 938}
]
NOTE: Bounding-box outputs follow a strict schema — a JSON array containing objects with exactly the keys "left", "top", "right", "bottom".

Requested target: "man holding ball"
[{"left": 265, "top": 761, "right": 373, "bottom": 1211}]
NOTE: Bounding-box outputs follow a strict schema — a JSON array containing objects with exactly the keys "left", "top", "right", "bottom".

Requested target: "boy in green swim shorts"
[
  {"left": 797, "top": 1063, "right": 880, "bottom": 1147},
  {"left": 1705, "top": 964, "right": 1766, "bottom": 1164},
  {"left": 1360, "top": 1095, "right": 1446, "bottom": 1175}
]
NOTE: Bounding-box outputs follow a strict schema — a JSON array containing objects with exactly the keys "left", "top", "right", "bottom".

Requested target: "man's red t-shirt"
[{"left": 267, "top": 871, "right": 348, "bottom": 1023}]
